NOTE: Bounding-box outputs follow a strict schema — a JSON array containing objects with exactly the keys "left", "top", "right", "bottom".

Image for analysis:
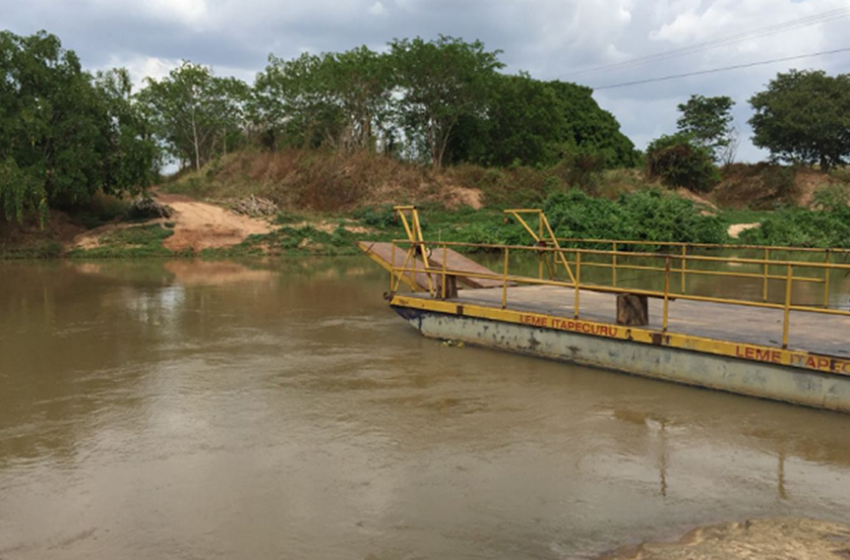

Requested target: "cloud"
[{"left": 6, "top": 0, "right": 850, "bottom": 160}]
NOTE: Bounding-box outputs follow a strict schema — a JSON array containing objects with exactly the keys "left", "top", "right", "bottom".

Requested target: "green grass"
[
  {"left": 67, "top": 223, "right": 180, "bottom": 259},
  {"left": 717, "top": 208, "right": 772, "bottom": 227}
]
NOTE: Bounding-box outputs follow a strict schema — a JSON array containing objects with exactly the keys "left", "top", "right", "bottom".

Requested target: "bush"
[
  {"left": 812, "top": 183, "right": 850, "bottom": 212},
  {"left": 646, "top": 134, "right": 720, "bottom": 193},
  {"left": 739, "top": 205, "right": 850, "bottom": 247},
  {"left": 542, "top": 189, "right": 727, "bottom": 248}
]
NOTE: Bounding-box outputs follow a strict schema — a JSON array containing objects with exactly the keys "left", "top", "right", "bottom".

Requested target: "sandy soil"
[
  {"left": 727, "top": 222, "right": 761, "bottom": 238},
  {"left": 600, "top": 518, "right": 850, "bottom": 560},
  {"left": 157, "top": 193, "right": 272, "bottom": 251},
  {"left": 71, "top": 193, "right": 274, "bottom": 252}
]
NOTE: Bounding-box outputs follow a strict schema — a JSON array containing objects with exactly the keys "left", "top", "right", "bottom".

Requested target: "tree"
[
  {"left": 646, "top": 133, "right": 720, "bottom": 193},
  {"left": 749, "top": 69, "right": 850, "bottom": 171},
  {"left": 138, "top": 62, "right": 250, "bottom": 172},
  {"left": 253, "top": 47, "right": 393, "bottom": 152},
  {"left": 389, "top": 36, "right": 504, "bottom": 169},
  {"left": 0, "top": 31, "right": 156, "bottom": 224},
  {"left": 549, "top": 80, "right": 640, "bottom": 168},
  {"left": 445, "top": 73, "right": 565, "bottom": 167},
  {"left": 676, "top": 94, "right": 735, "bottom": 163},
  {"left": 445, "top": 76, "right": 639, "bottom": 169}
]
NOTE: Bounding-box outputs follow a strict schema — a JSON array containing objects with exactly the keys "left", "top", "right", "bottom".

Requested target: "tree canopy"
[
  {"left": 0, "top": 30, "right": 157, "bottom": 223},
  {"left": 676, "top": 94, "right": 736, "bottom": 164},
  {"left": 446, "top": 76, "right": 639, "bottom": 169},
  {"left": 251, "top": 37, "right": 636, "bottom": 170},
  {"left": 749, "top": 69, "right": 850, "bottom": 171},
  {"left": 138, "top": 61, "right": 250, "bottom": 172}
]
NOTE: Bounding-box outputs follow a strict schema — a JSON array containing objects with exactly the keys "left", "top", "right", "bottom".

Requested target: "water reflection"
[{"left": 1, "top": 258, "right": 849, "bottom": 560}]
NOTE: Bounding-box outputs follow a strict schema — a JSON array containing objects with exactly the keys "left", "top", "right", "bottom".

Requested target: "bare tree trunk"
[{"left": 191, "top": 103, "right": 201, "bottom": 172}]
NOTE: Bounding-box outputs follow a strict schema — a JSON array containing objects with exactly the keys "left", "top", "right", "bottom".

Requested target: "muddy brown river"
[{"left": 1, "top": 258, "right": 849, "bottom": 559}]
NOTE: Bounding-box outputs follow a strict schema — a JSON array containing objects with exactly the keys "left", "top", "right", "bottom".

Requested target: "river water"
[{"left": 1, "top": 258, "right": 849, "bottom": 560}]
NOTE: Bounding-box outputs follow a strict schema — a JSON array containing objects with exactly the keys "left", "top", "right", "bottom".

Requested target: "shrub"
[
  {"left": 739, "top": 205, "right": 850, "bottom": 248},
  {"left": 542, "top": 189, "right": 727, "bottom": 248},
  {"left": 646, "top": 134, "right": 720, "bottom": 193},
  {"left": 812, "top": 183, "right": 850, "bottom": 212}
]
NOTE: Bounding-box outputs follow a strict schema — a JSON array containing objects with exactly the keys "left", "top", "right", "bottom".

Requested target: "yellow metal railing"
[
  {"left": 506, "top": 209, "right": 850, "bottom": 308},
  {"left": 386, "top": 206, "right": 850, "bottom": 350},
  {"left": 387, "top": 239, "right": 850, "bottom": 350}
]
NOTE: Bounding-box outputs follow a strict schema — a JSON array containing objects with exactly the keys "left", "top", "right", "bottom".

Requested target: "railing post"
[
  {"left": 539, "top": 217, "right": 545, "bottom": 280},
  {"left": 501, "top": 246, "right": 509, "bottom": 309},
  {"left": 782, "top": 264, "right": 792, "bottom": 349},
  {"left": 823, "top": 249, "right": 831, "bottom": 309},
  {"left": 680, "top": 245, "right": 687, "bottom": 294},
  {"left": 574, "top": 252, "right": 582, "bottom": 319},
  {"left": 390, "top": 242, "right": 396, "bottom": 292},
  {"left": 763, "top": 248, "right": 770, "bottom": 302},
  {"left": 441, "top": 242, "right": 447, "bottom": 300},
  {"left": 663, "top": 257, "right": 671, "bottom": 332},
  {"left": 612, "top": 242, "right": 618, "bottom": 287}
]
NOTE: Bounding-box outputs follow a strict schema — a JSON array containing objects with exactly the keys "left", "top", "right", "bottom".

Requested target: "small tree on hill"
[
  {"left": 646, "top": 134, "right": 720, "bottom": 193},
  {"left": 749, "top": 69, "right": 850, "bottom": 172},
  {"left": 676, "top": 94, "right": 735, "bottom": 163}
]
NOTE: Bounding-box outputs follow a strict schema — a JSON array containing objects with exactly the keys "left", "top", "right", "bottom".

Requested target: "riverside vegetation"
[{"left": 2, "top": 30, "right": 850, "bottom": 259}]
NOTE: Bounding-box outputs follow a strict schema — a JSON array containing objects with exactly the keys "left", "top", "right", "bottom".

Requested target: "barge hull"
[{"left": 395, "top": 306, "right": 850, "bottom": 414}]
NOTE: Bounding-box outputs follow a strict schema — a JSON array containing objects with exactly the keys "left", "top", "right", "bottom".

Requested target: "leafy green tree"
[
  {"left": 253, "top": 52, "right": 344, "bottom": 149},
  {"left": 138, "top": 61, "right": 250, "bottom": 172},
  {"left": 549, "top": 81, "right": 640, "bottom": 168},
  {"left": 676, "top": 94, "right": 736, "bottom": 163},
  {"left": 749, "top": 69, "right": 850, "bottom": 171},
  {"left": 389, "top": 36, "right": 504, "bottom": 169},
  {"left": 646, "top": 133, "right": 720, "bottom": 193},
  {"left": 253, "top": 47, "right": 393, "bottom": 152},
  {"left": 94, "top": 68, "right": 160, "bottom": 192},
  {"left": 446, "top": 73, "right": 565, "bottom": 166},
  {"left": 0, "top": 31, "right": 156, "bottom": 223},
  {"left": 446, "top": 76, "right": 638, "bottom": 169}
]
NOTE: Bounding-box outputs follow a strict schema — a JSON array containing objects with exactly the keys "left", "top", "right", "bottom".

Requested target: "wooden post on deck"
[
  {"left": 617, "top": 294, "right": 649, "bottom": 326},
  {"left": 441, "top": 275, "right": 458, "bottom": 299}
]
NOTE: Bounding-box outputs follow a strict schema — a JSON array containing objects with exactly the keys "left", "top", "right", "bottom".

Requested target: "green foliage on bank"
[
  {"left": 739, "top": 205, "right": 850, "bottom": 248},
  {"left": 646, "top": 134, "right": 720, "bottom": 193},
  {"left": 67, "top": 224, "right": 178, "bottom": 258},
  {"left": 544, "top": 189, "right": 727, "bottom": 247},
  {"left": 0, "top": 31, "right": 158, "bottom": 224}
]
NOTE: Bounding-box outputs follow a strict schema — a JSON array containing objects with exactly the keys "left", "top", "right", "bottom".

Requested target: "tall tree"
[
  {"left": 389, "top": 36, "right": 504, "bottom": 169},
  {"left": 138, "top": 62, "right": 250, "bottom": 172},
  {"left": 446, "top": 77, "right": 639, "bottom": 169},
  {"left": 749, "top": 69, "right": 850, "bottom": 171},
  {"left": 676, "top": 94, "right": 736, "bottom": 163},
  {"left": 550, "top": 81, "right": 639, "bottom": 168},
  {"left": 253, "top": 47, "right": 393, "bottom": 152},
  {"left": 0, "top": 31, "right": 156, "bottom": 223}
]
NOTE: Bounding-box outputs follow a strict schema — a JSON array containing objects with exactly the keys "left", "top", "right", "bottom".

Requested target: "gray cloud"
[{"left": 5, "top": 0, "right": 850, "bottom": 160}]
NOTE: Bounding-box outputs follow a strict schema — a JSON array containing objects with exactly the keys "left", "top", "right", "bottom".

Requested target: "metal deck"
[{"left": 445, "top": 285, "right": 850, "bottom": 358}]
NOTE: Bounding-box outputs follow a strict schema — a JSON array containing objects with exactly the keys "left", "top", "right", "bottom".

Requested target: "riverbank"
[
  {"left": 2, "top": 150, "right": 849, "bottom": 259},
  {"left": 600, "top": 518, "right": 850, "bottom": 560}
]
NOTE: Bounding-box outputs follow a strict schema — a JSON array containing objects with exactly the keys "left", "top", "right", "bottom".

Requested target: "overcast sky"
[{"left": 3, "top": 0, "right": 850, "bottom": 161}]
